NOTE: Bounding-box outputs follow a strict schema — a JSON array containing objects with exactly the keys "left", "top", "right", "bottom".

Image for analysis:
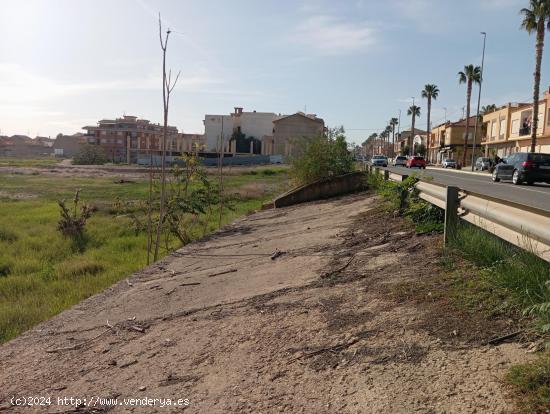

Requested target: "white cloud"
[
  {"left": 292, "top": 15, "right": 377, "bottom": 55},
  {"left": 0, "top": 63, "right": 221, "bottom": 104}
]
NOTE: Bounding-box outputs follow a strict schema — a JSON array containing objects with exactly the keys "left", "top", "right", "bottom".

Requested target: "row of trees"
[{"left": 372, "top": 0, "right": 550, "bottom": 163}]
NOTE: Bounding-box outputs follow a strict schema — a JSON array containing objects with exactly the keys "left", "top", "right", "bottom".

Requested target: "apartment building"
[
  {"left": 482, "top": 87, "right": 550, "bottom": 157},
  {"left": 82, "top": 115, "right": 204, "bottom": 163},
  {"left": 427, "top": 117, "right": 483, "bottom": 165}
]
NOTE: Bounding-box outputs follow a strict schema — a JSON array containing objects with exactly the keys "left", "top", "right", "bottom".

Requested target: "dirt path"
[{"left": 0, "top": 193, "right": 531, "bottom": 413}]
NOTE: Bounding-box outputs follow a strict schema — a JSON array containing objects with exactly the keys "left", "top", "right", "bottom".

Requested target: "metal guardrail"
[{"left": 370, "top": 166, "right": 550, "bottom": 263}]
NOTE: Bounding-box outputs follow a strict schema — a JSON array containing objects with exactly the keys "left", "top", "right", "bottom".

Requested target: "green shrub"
[
  {"left": 261, "top": 168, "right": 277, "bottom": 176},
  {"left": 73, "top": 144, "right": 107, "bottom": 165},
  {"left": 290, "top": 127, "right": 354, "bottom": 185},
  {"left": 369, "top": 172, "right": 443, "bottom": 234},
  {"left": 57, "top": 190, "right": 94, "bottom": 251}
]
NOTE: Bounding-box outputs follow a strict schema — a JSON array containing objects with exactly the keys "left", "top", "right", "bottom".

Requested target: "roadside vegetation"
[
  {"left": 368, "top": 169, "right": 550, "bottom": 413},
  {"left": 289, "top": 126, "right": 355, "bottom": 185},
  {"left": 0, "top": 166, "right": 289, "bottom": 343},
  {"left": 72, "top": 144, "right": 108, "bottom": 165}
]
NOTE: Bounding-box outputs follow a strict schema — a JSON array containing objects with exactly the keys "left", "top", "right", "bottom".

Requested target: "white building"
[
  {"left": 203, "top": 107, "right": 275, "bottom": 152},
  {"left": 203, "top": 114, "right": 234, "bottom": 153}
]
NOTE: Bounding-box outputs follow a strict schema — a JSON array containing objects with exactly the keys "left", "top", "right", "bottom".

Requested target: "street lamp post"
[
  {"left": 410, "top": 97, "right": 415, "bottom": 156},
  {"left": 471, "top": 32, "right": 486, "bottom": 171}
]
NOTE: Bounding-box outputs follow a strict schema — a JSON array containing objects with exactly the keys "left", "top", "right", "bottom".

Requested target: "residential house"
[
  {"left": 203, "top": 107, "right": 275, "bottom": 153},
  {"left": 482, "top": 87, "right": 550, "bottom": 157},
  {"left": 52, "top": 134, "right": 86, "bottom": 157},
  {"left": 394, "top": 129, "right": 427, "bottom": 156},
  {"left": 427, "top": 117, "right": 483, "bottom": 165},
  {"left": 0, "top": 135, "right": 53, "bottom": 157},
  {"left": 262, "top": 112, "right": 325, "bottom": 158}
]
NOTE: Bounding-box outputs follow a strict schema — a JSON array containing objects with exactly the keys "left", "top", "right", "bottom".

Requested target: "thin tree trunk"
[
  {"left": 154, "top": 34, "right": 168, "bottom": 262},
  {"left": 462, "top": 81, "right": 472, "bottom": 166},
  {"left": 531, "top": 20, "right": 545, "bottom": 153},
  {"left": 146, "top": 150, "right": 153, "bottom": 265}
]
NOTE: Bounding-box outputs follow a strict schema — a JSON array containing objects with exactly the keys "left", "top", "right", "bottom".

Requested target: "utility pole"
[
  {"left": 397, "top": 109, "right": 401, "bottom": 155},
  {"left": 410, "top": 97, "right": 415, "bottom": 156},
  {"left": 471, "top": 32, "right": 487, "bottom": 171}
]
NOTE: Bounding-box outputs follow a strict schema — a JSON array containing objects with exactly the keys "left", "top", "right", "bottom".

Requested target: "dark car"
[
  {"left": 406, "top": 156, "right": 426, "bottom": 169},
  {"left": 492, "top": 152, "right": 550, "bottom": 185}
]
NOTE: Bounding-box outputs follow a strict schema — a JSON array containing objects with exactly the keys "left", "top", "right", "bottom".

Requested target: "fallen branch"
[
  {"left": 179, "top": 282, "right": 201, "bottom": 287},
  {"left": 45, "top": 322, "right": 116, "bottom": 353},
  {"left": 322, "top": 255, "right": 355, "bottom": 278},
  {"left": 288, "top": 337, "right": 363, "bottom": 363},
  {"left": 207, "top": 268, "right": 237, "bottom": 278},
  {"left": 486, "top": 330, "right": 523, "bottom": 346}
]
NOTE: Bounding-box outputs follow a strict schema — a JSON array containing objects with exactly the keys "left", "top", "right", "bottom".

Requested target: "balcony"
[{"left": 519, "top": 126, "right": 530, "bottom": 136}]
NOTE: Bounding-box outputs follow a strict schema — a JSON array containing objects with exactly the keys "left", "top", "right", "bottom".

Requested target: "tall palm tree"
[
  {"left": 421, "top": 84, "right": 439, "bottom": 163},
  {"left": 521, "top": 0, "right": 550, "bottom": 153},
  {"left": 389, "top": 117, "right": 399, "bottom": 155},
  {"left": 458, "top": 65, "right": 482, "bottom": 166},
  {"left": 407, "top": 105, "right": 421, "bottom": 155}
]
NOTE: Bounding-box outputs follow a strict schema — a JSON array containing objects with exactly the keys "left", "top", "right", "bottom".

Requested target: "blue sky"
[{"left": 0, "top": 0, "right": 548, "bottom": 145}]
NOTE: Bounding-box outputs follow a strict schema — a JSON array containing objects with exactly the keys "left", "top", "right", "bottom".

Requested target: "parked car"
[
  {"left": 406, "top": 156, "right": 426, "bottom": 169},
  {"left": 370, "top": 155, "right": 388, "bottom": 167},
  {"left": 442, "top": 158, "right": 457, "bottom": 169},
  {"left": 393, "top": 155, "right": 407, "bottom": 167},
  {"left": 475, "top": 157, "right": 493, "bottom": 171},
  {"left": 492, "top": 152, "right": 550, "bottom": 185}
]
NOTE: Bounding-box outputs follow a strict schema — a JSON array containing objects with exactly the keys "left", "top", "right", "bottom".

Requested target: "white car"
[
  {"left": 442, "top": 158, "right": 457, "bottom": 168},
  {"left": 393, "top": 156, "right": 407, "bottom": 167}
]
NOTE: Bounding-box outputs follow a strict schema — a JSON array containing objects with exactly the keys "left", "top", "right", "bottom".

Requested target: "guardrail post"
[
  {"left": 401, "top": 175, "right": 408, "bottom": 182},
  {"left": 444, "top": 186, "right": 459, "bottom": 246},
  {"left": 384, "top": 170, "right": 389, "bottom": 181}
]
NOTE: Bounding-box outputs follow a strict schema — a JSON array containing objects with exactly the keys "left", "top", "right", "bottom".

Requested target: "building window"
[
  {"left": 101, "top": 138, "right": 107, "bottom": 144},
  {"left": 117, "top": 139, "right": 123, "bottom": 144},
  {"left": 499, "top": 117, "right": 506, "bottom": 139},
  {"left": 100, "top": 130, "right": 107, "bottom": 136}
]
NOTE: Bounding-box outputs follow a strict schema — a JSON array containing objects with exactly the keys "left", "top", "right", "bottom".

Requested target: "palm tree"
[
  {"left": 389, "top": 117, "right": 399, "bottom": 155},
  {"left": 521, "top": 0, "right": 550, "bottom": 153},
  {"left": 458, "top": 65, "right": 482, "bottom": 166},
  {"left": 421, "top": 84, "right": 439, "bottom": 163},
  {"left": 481, "top": 104, "right": 497, "bottom": 114},
  {"left": 407, "top": 105, "right": 421, "bottom": 155}
]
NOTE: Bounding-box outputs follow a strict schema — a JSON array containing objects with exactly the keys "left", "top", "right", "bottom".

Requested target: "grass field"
[
  {"left": 0, "top": 167, "right": 289, "bottom": 343},
  {"left": 0, "top": 156, "right": 60, "bottom": 168}
]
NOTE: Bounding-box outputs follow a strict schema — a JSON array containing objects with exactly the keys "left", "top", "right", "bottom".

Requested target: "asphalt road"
[{"left": 384, "top": 166, "right": 550, "bottom": 212}]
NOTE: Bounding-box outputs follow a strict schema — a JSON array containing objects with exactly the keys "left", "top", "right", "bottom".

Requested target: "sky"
[{"left": 0, "top": 0, "right": 548, "bottom": 145}]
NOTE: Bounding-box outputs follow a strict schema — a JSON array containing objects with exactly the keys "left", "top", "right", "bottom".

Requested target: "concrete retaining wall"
[{"left": 273, "top": 172, "right": 366, "bottom": 208}]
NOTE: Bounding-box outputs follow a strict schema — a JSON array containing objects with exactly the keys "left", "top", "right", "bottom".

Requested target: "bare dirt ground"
[{"left": 0, "top": 193, "right": 532, "bottom": 413}]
